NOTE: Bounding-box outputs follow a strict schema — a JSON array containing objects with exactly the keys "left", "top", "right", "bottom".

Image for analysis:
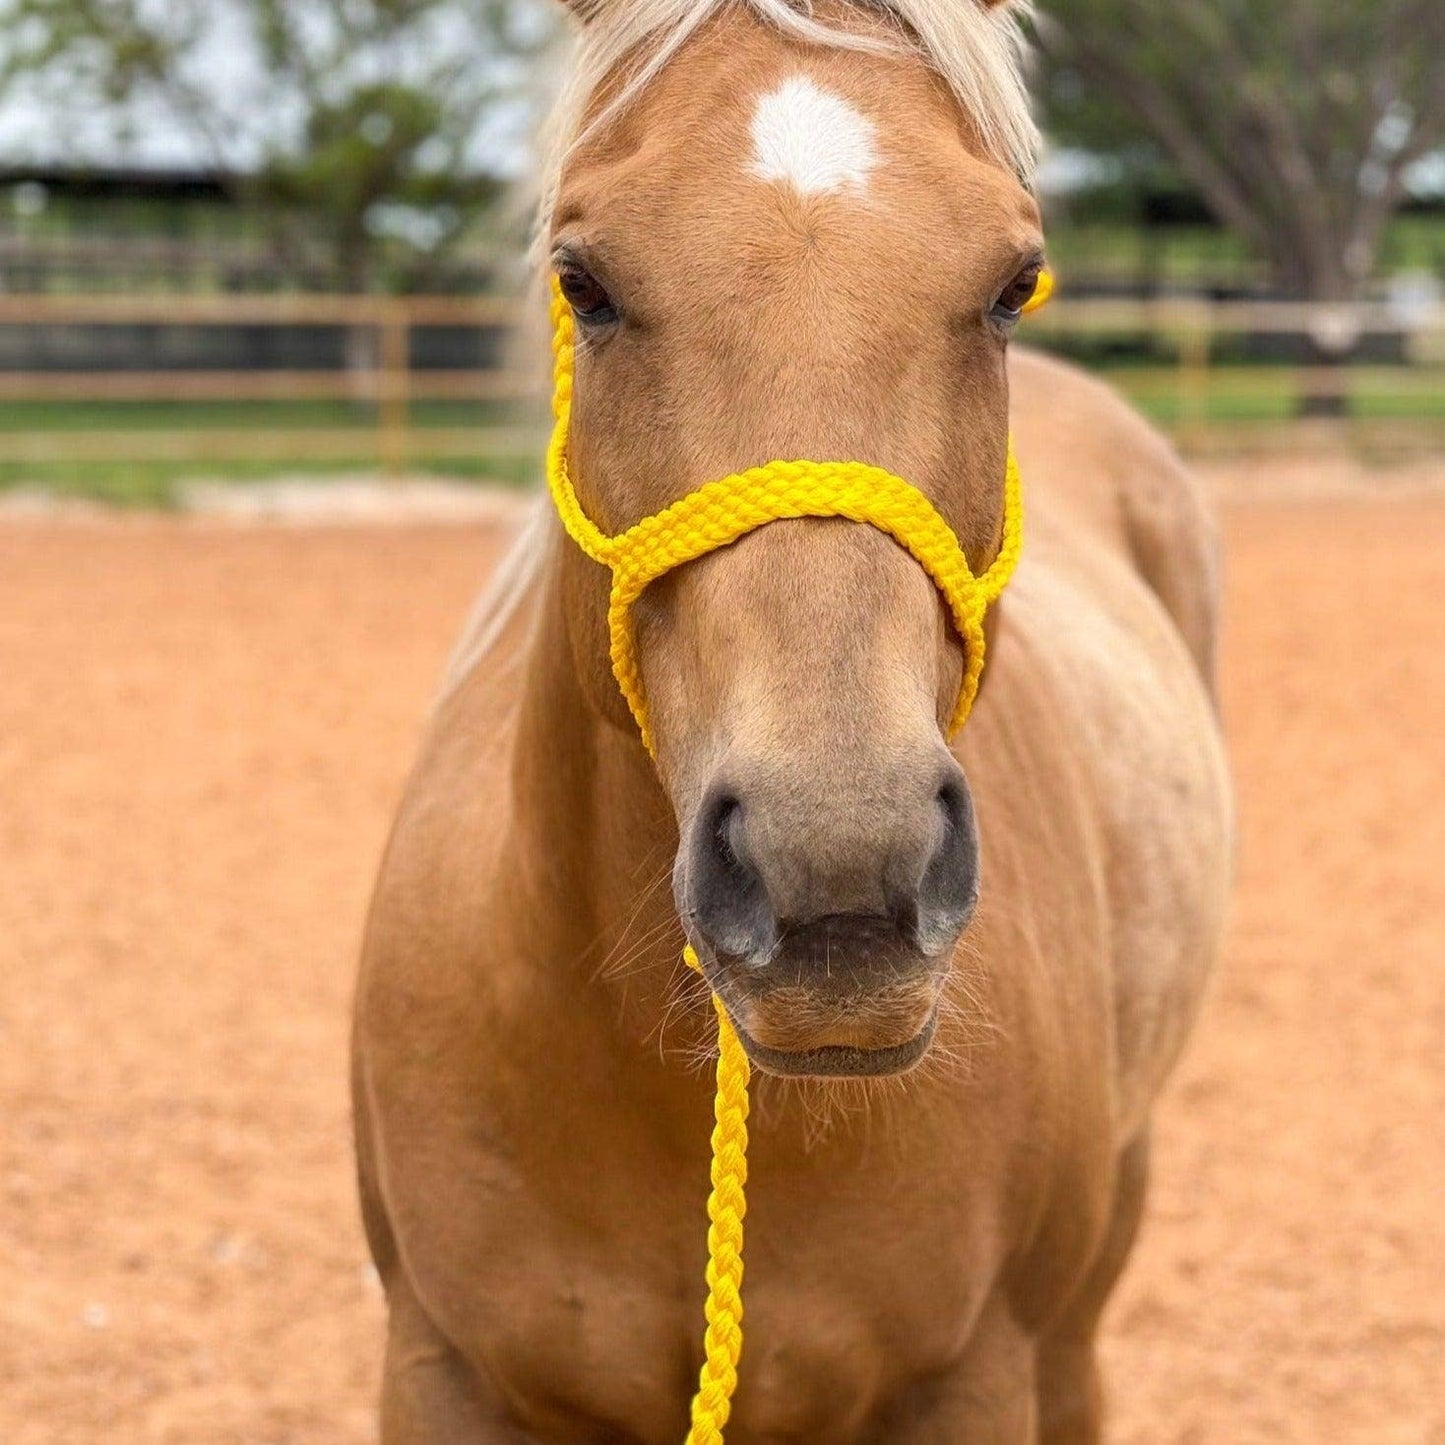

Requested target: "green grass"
[
  {"left": 0, "top": 397, "right": 535, "bottom": 432},
  {"left": 0, "top": 397, "right": 546, "bottom": 505},
  {"left": 1097, "top": 366, "right": 1445, "bottom": 425},
  {"left": 1045, "top": 223, "right": 1261, "bottom": 288},
  {"left": 1377, "top": 215, "right": 1445, "bottom": 274},
  {"left": 1044, "top": 215, "right": 1445, "bottom": 290}
]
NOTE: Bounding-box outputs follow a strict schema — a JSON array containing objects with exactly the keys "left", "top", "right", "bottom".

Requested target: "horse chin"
[
  {"left": 730, "top": 1005, "right": 941, "bottom": 1079},
  {"left": 703, "top": 948, "right": 948, "bottom": 1078}
]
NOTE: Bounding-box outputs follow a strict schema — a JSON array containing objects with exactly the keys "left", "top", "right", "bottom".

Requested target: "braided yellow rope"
[
  {"left": 682, "top": 944, "right": 750, "bottom": 1444},
  {"left": 545, "top": 271, "right": 1047, "bottom": 1442}
]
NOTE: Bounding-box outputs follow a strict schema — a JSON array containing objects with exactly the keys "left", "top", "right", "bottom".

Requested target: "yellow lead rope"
[
  {"left": 683, "top": 946, "right": 750, "bottom": 1445},
  {"left": 546, "top": 272, "right": 1048, "bottom": 1441}
]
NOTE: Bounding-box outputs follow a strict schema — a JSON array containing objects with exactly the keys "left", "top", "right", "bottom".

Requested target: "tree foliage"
[
  {"left": 1035, "top": 0, "right": 1445, "bottom": 297},
  {"left": 0, "top": 0, "right": 552, "bottom": 288}
]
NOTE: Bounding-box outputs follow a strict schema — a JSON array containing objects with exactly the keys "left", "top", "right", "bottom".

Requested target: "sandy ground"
[{"left": 1, "top": 487, "right": 1442, "bottom": 1443}]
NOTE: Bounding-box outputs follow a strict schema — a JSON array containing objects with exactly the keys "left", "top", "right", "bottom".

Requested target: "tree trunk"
[{"left": 1264, "top": 236, "right": 1363, "bottom": 418}]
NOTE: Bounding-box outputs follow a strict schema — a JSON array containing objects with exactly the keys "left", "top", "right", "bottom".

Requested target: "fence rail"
[
  {"left": 1, "top": 293, "right": 1441, "bottom": 476},
  {"left": 0, "top": 293, "right": 519, "bottom": 325},
  {"left": 0, "top": 369, "right": 535, "bottom": 403}
]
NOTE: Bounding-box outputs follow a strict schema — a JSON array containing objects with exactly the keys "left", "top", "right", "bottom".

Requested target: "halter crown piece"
[{"left": 546, "top": 268, "right": 1051, "bottom": 1443}]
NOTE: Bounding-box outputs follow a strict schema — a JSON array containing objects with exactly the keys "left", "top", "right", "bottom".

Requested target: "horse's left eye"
[
  {"left": 990, "top": 262, "right": 1044, "bottom": 326},
  {"left": 558, "top": 263, "right": 618, "bottom": 325}
]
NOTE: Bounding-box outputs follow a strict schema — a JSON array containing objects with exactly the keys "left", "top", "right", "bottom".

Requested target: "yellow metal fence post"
[
  {"left": 1178, "top": 312, "right": 1212, "bottom": 447},
  {"left": 378, "top": 302, "right": 412, "bottom": 480}
]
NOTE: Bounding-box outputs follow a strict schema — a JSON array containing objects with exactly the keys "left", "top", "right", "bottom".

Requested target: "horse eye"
[
  {"left": 558, "top": 263, "right": 617, "bottom": 324},
  {"left": 990, "top": 262, "right": 1044, "bottom": 326}
]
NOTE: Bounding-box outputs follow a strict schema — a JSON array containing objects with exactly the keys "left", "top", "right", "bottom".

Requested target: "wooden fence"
[{"left": 0, "top": 292, "right": 1441, "bottom": 475}]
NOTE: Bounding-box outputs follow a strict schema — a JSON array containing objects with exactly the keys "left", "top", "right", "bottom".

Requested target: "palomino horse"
[{"left": 353, "top": 1, "right": 1233, "bottom": 1439}]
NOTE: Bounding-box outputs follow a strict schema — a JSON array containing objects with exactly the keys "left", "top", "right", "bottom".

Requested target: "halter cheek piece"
[{"left": 545, "top": 269, "right": 1050, "bottom": 1443}]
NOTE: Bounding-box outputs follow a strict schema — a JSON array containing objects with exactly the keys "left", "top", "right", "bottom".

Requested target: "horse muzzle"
[
  {"left": 677, "top": 753, "right": 979, "bottom": 1077},
  {"left": 707, "top": 915, "right": 948, "bottom": 1078}
]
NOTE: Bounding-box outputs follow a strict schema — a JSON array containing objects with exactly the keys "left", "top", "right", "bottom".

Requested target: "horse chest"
[
  {"left": 411, "top": 1160, "right": 995, "bottom": 1443},
  {"left": 469, "top": 1260, "right": 981, "bottom": 1443}
]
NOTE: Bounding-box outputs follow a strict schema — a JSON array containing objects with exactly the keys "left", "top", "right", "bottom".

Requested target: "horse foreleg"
[
  {"left": 1035, "top": 1129, "right": 1152, "bottom": 1445},
  {"left": 379, "top": 1278, "right": 527, "bottom": 1445},
  {"left": 867, "top": 1291, "right": 1038, "bottom": 1443}
]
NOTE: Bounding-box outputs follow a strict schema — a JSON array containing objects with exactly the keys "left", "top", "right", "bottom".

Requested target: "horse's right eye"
[
  {"left": 558, "top": 263, "right": 618, "bottom": 325},
  {"left": 989, "top": 261, "right": 1044, "bottom": 328}
]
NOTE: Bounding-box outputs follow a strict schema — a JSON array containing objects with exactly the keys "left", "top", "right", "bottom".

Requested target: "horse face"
[{"left": 551, "top": 10, "right": 1042, "bottom": 1076}]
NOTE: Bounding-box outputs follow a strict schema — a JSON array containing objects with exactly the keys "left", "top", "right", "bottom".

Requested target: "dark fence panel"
[{"left": 0, "top": 321, "right": 513, "bottom": 372}]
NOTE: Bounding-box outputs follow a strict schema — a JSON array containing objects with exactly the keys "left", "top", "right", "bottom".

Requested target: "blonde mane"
[{"left": 439, "top": 0, "right": 1037, "bottom": 704}]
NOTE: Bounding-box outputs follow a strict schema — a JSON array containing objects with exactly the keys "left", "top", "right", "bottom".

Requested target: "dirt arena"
[{"left": 2, "top": 478, "right": 1442, "bottom": 1443}]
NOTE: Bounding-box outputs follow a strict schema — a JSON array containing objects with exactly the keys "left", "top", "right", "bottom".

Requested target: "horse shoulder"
[
  {"left": 999, "top": 351, "right": 1234, "bottom": 1136},
  {"left": 355, "top": 650, "right": 708, "bottom": 1433},
  {"left": 1009, "top": 347, "right": 1222, "bottom": 697},
  {"left": 353, "top": 653, "right": 533, "bottom": 1277}
]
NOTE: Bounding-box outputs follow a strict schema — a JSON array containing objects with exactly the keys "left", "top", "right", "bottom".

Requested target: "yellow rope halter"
[{"left": 546, "top": 269, "right": 1049, "bottom": 1443}]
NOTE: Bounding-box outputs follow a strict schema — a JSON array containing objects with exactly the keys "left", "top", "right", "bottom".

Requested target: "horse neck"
[{"left": 506, "top": 542, "right": 716, "bottom": 1068}]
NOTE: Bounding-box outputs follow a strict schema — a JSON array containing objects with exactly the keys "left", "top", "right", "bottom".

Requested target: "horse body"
[
  {"left": 354, "top": 356, "right": 1229, "bottom": 1444},
  {"left": 354, "top": 6, "right": 1231, "bottom": 1440}
]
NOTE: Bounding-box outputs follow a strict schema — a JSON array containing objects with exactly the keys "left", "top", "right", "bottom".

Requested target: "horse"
[{"left": 352, "top": 2, "right": 1233, "bottom": 1440}]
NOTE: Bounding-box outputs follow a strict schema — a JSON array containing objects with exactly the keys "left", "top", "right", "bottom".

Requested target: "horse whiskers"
[
  {"left": 927, "top": 993, "right": 1004, "bottom": 1081},
  {"left": 909, "top": 1037, "right": 975, "bottom": 1090},
  {"left": 628, "top": 838, "right": 677, "bottom": 890},
  {"left": 771, "top": 1057, "right": 902, "bottom": 1121},
  {"left": 590, "top": 862, "right": 677, "bottom": 985},
  {"left": 594, "top": 910, "right": 679, "bottom": 985},
  {"left": 941, "top": 933, "right": 1009, "bottom": 1037},
  {"left": 650, "top": 967, "right": 719, "bottom": 1073},
  {"left": 755, "top": 1069, "right": 926, "bottom": 1154}
]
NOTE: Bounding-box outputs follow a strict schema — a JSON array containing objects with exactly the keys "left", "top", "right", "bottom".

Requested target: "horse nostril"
[
  {"left": 914, "top": 769, "right": 980, "bottom": 955},
  {"left": 936, "top": 777, "right": 968, "bottom": 834},
  {"left": 713, "top": 795, "right": 745, "bottom": 872},
  {"left": 685, "top": 789, "right": 777, "bottom": 965}
]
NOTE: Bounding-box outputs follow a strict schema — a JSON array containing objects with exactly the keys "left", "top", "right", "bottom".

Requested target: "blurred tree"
[
  {"left": 1035, "top": 0, "right": 1445, "bottom": 300},
  {"left": 0, "top": 0, "right": 551, "bottom": 290}
]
